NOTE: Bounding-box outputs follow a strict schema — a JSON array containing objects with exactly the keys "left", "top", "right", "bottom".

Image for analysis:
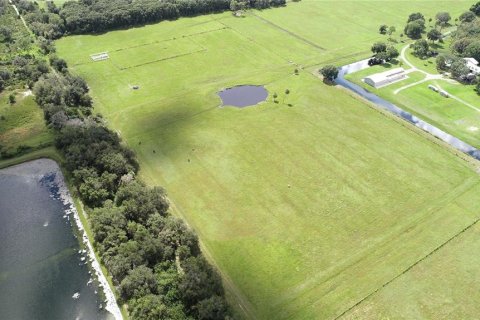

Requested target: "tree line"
[
  {"left": 0, "top": 1, "right": 49, "bottom": 92},
  {"left": 31, "top": 50, "right": 231, "bottom": 320},
  {"left": 11, "top": 1, "right": 234, "bottom": 318},
  {"left": 13, "top": 0, "right": 285, "bottom": 39},
  {"left": 0, "top": 0, "right": 52, "bottom": 158},
  {"left": 435, "top": 2, "right": 480, "bottom": 92}
]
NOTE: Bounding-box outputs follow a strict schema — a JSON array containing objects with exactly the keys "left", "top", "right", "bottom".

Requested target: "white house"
[
  {"left": 364, "top": 68, "right": 406, "bottom": 88},
  {"left": 464, "top": 57, "right": 480, "bottom": 75}
]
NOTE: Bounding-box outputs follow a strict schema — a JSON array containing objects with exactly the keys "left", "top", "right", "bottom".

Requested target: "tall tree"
[
  {"left": 371, "top": 42, "right": 387, "bottom": 54},
  {"left": 427, "top": 29, "right": 442, "bottom": 43},
  {"left": 471, "top": 2, "right": 480, "bottom": 16},
  {"left": 465, "top": 41, "right": 480, "bottom": 61},
  {"left": 412, "top": 39, "right": 430, "bottom": 58},
  {"left": 459, "top": 11, "right": 476, "bottom": 23},
  {"left": 435, "top": 12, "right": 451, "bottom": 30},
  {"left": 404, "top": 20, "right": 425, "bottom": 39},
  {"left": 319, "top": 65, "right": 339, "bottom": 82},
  {"left": 407, "top": 12, "right": 425, "bottom": 23}
]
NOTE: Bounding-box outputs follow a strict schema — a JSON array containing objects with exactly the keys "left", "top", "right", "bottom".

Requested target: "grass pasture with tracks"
[{"left": 56, "top": 1, "right": 480, "bottom": 319}]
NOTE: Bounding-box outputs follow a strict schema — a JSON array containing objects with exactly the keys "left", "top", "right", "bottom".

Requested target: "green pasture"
[
  {"left": 346, "top": 65, "right": 480, "bottom": 148},
  {"left": 0, "top": 92, "right": 53, "bottom": 155},
  {"left": 344, "top": 220, "right": 480, "bottom": 319},
  {"left": 56, "top": 1, "right": 480, "bottom": 319}
]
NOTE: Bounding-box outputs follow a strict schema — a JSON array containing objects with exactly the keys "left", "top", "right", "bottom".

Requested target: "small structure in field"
[
  {"left": 90, "top": 52, "right": 109, "bottom": 62},
  {"left": 439, "top": 89, "right": 449, "bottom": 98},
  {"left": 464, "top": 57, "right": 480, "bottom": 75},
  {"left": 428, "top": 85, "right": 439, "bottom": 92},
  {"left": 364, "top": 67, "right": 406, "bottom": 88}
]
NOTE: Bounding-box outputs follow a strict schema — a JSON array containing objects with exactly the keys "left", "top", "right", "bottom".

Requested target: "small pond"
[{"left": 218, "top": 85, "right": 268, "bottom": 107}]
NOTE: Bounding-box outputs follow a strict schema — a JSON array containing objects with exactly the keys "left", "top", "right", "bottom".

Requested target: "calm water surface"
[
  {"left": 0, "top": 160, "right": 113, "bottom": 320},
  {"left": 218, "top": 85, "right": 268, "bottom": 107}
]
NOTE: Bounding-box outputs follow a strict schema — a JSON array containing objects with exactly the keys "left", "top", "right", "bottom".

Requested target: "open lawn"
[
  {"left": 0, "top": 92, "right": 53, "bottom": 156},
  {"left": 56, "top": 1, "right": 480, "bottom": 319}
]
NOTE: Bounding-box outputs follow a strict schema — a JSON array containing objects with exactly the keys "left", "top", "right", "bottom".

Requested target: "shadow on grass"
[{"left": 128, "top": 101, "right": 217, "bottom": 161}]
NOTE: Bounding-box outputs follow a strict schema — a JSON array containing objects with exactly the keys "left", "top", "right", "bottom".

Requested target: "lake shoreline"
[{"left": 0, "top": 158, "right": 123, "bottom": 320}]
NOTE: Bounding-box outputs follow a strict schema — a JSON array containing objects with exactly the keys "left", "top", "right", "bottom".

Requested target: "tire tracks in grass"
[
  {"left": 275, "top": 175, "right": 480, "bottom": 319},
  {"left": 332, "top": 182, "right": 480, "bottom": 319}
]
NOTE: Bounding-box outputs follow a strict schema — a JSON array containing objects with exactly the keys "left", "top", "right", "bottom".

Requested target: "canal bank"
[{"left": 335, "top": 60, "right": 480, "bottom": 161}]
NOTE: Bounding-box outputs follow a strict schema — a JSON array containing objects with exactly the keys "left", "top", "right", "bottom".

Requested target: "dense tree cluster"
[
  {"left": 12, "top": 0, "right": 286, "bottom": 38},
  {"left": 471, "top": 1, "right": 480, "bottom": 17},
  {"left": 54, "top": 125, "right": 230, "bottom": 318},
  {"left": 12, "top": 0, "right": 233, "bottom": 317},
  {"left": 434, "top": 4, "right": 480, "bottom": 86},
  {"left": 59, "top": 0, "right": 285, "bottom": 34},
  {"left": 9, "top": 0, "right": 294, "bottom": 315},
  {"left": 0, "top": 3, "right": 49, "bottom": 92},
  {"left": 451, "top": 17, "right": 480, "bottom": 61},
  {"left": 33, "top": 71, "right": 93, "bottom": 128},
  {"left": 411, "top": 39, "right": 430, "bottom": 58},
  {"left": 404, "top": 13, "right": 426, "bottom": 39},
  {"left": 319, "top": 65, "right": 338, "bottom": 82},
  {"left": 367, "top": 41, "right": 399, "bottom": 65},
  {"left": 12, "top": 0, "right": 64, "bottom": 39}
]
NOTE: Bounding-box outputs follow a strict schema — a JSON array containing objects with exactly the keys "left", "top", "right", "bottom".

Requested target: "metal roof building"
[{"left": 364, "top": 67, "right": 406, "bottom": 88}]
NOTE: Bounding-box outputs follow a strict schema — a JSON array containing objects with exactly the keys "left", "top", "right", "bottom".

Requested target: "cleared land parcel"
[{"left": 56, "top": 1, "right": 480, "bottom": 319}]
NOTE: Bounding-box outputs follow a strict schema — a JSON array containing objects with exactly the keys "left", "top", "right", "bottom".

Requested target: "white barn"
[
  {"left": 364, "top": 67, "right": 406, "bottom": 88},
  {"left": 464, "top": 58, "right": 480, "bottom": 75}
]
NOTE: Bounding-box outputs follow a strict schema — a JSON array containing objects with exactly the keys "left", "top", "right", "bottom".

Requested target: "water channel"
[{"left": 335, "top": 59, "right": 480, "bottom": 161}]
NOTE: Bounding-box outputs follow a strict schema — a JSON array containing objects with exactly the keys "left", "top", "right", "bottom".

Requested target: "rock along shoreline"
[{"left": 0, "top": 158, "right": 123, "bottom": 320}]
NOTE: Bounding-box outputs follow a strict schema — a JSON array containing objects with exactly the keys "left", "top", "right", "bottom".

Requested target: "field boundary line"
[
  {"left": 117, "top": 48, "right": 206, "bottom": 70},
  {"left": 274, "top": 175, "right": 479, "bottom": 315},
  {"left": 304, "top": 50, "right": 371, "bottom": 69},
  {"left": 70, "top": 27, "right": 225, "bottom": 67},
  {"left": 111, "top": 27, "right": 226, "bottom": 53},
  {"left": 333, "top": 211, "right": 480, "bottom": 320},
  {"left": 251, "top": 12, "right": 326, "bottom": 51},
  {"left": 159, "top": 193, "right": 257, "bottom": 319}
]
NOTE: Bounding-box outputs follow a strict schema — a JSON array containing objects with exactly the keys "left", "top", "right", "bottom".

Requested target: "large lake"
[{"left": 0, "top": 159, "right": 114, "bottom": 320}]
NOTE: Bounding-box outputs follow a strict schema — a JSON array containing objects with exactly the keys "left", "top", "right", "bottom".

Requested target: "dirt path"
[
  {"left": 8, "top": 0, "right": 30, "bottom": 32},
  {"left": 437, "top": 83, "right": 480, "bottom": 113},
  {"left": 394, "top": 45, "right": 479, "bottom": 115}
]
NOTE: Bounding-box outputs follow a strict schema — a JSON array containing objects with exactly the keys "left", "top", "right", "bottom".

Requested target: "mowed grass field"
[{"left": 56, "top": 1, "right": 480, "bottom": 319}]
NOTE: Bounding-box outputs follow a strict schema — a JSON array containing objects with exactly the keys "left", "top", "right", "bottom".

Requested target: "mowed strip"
[{"left": 56, "top": 2, "right": 480, "bottom": 319}]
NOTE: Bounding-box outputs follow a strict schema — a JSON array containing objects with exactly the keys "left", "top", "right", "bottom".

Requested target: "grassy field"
[
  {"left": 346, "top": 61, "right": 480, "bottom": 149},
  {"left": 35, "top": 0, "right": 71, "bottom": 9},
  {"left": 0, "top": 91, "right": 53, "bottom": 156},
  {"left": 55, "top": 1, "right": 480, "bottom": 319}
]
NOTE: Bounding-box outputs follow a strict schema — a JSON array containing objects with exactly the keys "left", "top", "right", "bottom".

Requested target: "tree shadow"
[
  {"left": 430, "top": 43, "right": 444, "bottom": 50},
  {"left": 323, "top": 79, "right": 336, "bottom": 86}
]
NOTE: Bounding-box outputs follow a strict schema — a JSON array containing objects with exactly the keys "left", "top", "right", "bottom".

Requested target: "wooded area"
[{"left": 13, "top": 0, "right": 286, "bottom": 38}]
